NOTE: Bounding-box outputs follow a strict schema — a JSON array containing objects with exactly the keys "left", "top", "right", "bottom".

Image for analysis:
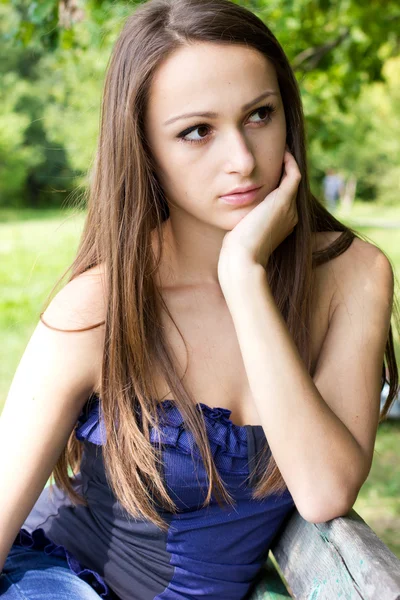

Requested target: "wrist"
[{"left": 218, "top": 255, "right": 267, "bottom": 295}]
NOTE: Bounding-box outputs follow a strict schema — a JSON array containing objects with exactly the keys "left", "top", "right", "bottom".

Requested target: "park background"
[{"left": 1, "top": 0, "right": 399, "bottom": 558}]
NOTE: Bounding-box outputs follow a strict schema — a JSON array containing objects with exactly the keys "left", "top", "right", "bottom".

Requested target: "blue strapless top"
[{"left": 14, "top": 394, "right": 295, "bottom": 600}]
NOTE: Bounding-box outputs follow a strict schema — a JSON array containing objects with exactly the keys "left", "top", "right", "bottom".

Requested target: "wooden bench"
[{"left": 246, "top": 507, "right": 400, "bottom": 599}]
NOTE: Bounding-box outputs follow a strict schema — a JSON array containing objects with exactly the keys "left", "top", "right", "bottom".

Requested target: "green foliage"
[
  {"left": 236, "top": 0, "right": 400, "bottom": 121},
  {"left": 309, "top": 57, "right": 400, "bottom": 203},
  {"left": 1, "top": 1, "right": 400, "bottom": 207},
  {"left": 7, "top": 0, "right": 60, "bottom": 50}
]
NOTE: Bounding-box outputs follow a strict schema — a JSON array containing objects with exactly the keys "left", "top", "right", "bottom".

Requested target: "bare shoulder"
[
  {"left": 41, "top": 263, "right": 107, "bottom": 332},
  {"left": 315, "top": 230, "right": 392, "bottom": 272},
  {"left": 37, "top": 263, "right": 108, "bottom": 395},
  {"left": 313, "top": 231, "right": 394, "bottom": 310}
]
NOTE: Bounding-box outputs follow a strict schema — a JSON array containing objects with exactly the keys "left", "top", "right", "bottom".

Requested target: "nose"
[{"left": 222, "top": 130, "right": 256, "bottom": 176}]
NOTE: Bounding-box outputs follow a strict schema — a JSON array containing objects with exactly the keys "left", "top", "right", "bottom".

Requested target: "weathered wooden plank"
[{"left": 270, "top": 508, "right": 400, "bottom": 599}]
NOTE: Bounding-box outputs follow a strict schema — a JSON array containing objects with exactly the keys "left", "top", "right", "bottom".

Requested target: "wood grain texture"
[{"left": 252, "top": 508, "right": 400, "bottom": 599}]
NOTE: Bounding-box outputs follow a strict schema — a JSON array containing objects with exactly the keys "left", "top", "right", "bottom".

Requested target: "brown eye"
[
  {"left": 248, "top": 103, "right": 276, "bottom": 124},
  {"left": 177, "top": 124, "right": 211, "bottom": 145}
]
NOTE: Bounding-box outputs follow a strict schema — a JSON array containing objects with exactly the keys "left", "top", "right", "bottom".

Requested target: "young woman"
[{"left": 0, "top": 0, "right": 398, "bottom": 598}]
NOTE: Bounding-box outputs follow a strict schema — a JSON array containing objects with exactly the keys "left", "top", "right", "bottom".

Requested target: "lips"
[
  {"left": 221, "top": 184, "right": 261, "bottom": 196},
  {"left": 219, "top": 186, "right": 262, "bottom": 206}
]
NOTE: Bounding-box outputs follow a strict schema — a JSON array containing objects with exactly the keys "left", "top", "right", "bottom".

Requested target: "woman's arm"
[
  {"left": 0, "top": 274, "right": 105, "bottom": 572},
  {"left": 220, "top": 239, "right": 394, "bottom": 524}
]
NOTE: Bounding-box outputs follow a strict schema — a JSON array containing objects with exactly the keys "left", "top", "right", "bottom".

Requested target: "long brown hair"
[{"left": 40, "top": 0, "right": 399, "bottom": 531}]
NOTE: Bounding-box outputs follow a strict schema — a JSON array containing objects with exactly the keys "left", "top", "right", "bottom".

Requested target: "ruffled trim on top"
[
  {"left": 76, "top": 395, "right": 107, "bottom": 445},
  {"left": 14, "top": 527, "right": 116, "bottom": 599},
  {"left": 75, "top": 395, "right": 250, "bottom": 459},
  {"left": 152, "top": 399, "right": 249, "bottom": 459}
]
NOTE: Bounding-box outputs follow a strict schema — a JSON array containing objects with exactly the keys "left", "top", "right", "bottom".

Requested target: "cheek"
[
  {"left": 258, "top": 127, "right": 286, "bottom": 180},
  {"left": 148, "top": 142, "right": 182, "bottom": 191},
  {"left": 261, "top": 150, "right": 285, "bottom": 188},
  {"left": 155, "top": 160, "right": 201, "bottom": 208}
]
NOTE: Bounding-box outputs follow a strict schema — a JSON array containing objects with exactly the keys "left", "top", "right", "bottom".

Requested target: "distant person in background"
[{"left": 323, "top": 169, "right": 344, "bottom": 213}]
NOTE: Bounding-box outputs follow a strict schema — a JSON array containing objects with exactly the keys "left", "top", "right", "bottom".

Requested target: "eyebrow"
[{"left": 163, "top": 90, "right": 279, "bottom": 126}]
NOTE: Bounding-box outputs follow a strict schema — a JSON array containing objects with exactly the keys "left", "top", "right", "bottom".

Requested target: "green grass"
[
  {"left": 336, "top": 200, "right": 400, "bottom": 224},
  {"left": 1, "top": 203, "right": 399, "bottom": 557},
  {"left": 0, "top": 208, "right": 85, "bottom": 401},
  {"left": 353, "top": 420, "right": 400, "bottom": 558}
]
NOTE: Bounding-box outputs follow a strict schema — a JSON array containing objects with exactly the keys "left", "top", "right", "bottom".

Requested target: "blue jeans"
[{"left": 0, "top": 543, "right": 102, "bottom": 599}]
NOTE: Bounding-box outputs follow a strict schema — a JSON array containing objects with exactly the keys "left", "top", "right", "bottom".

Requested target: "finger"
[
  {"left": 280, "top": 152, "right": 301, "bottom": 195},
  {"left": 283, "top": 149, "right": 300, "bottom": 174}
]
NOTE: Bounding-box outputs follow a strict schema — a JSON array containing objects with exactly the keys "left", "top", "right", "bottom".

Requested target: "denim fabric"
[{"left": 0, "top": 543, "right": 102, "bottom": 599}]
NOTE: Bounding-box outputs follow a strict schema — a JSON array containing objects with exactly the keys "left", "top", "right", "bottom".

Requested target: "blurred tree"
[
  {"left": 1, "top": 0, "right": 399, "bottom": 207},
  {"left": 6, "top": 0, "right": 400, "bottom": 117}
]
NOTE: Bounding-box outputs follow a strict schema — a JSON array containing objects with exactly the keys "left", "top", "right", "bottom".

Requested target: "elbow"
[
  {"left": 300, "top": 504, "right": 351, "bottom": 524},
  {"left": 298, "top": 489, "right": 358, "bottom": 524},
  {"left": 296, "top": 453, "right": 367, "bottom": 524}
]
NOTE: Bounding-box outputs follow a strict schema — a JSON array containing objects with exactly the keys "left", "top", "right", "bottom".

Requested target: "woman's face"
[{"left": 144, "top": 41, "right": 287, "bottom": 231}]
